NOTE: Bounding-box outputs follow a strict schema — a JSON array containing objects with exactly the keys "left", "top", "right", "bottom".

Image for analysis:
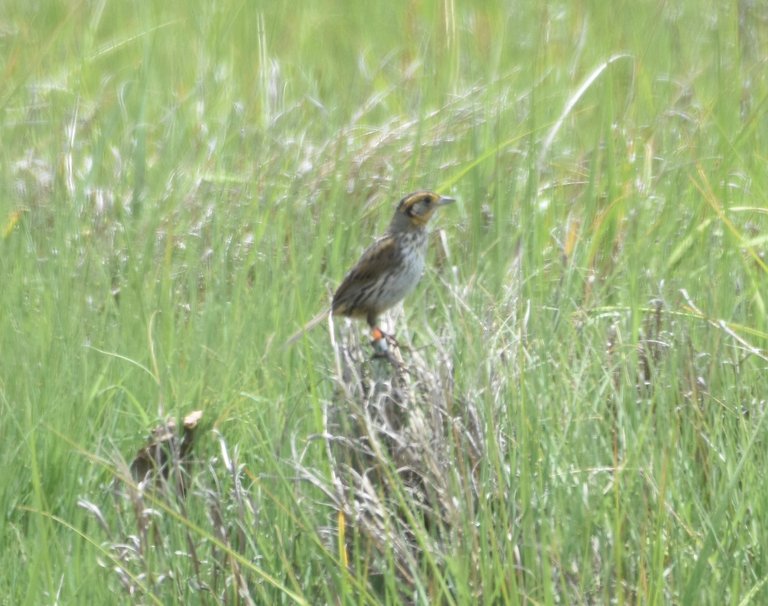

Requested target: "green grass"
[{"left": 2, "top": 0, "right": 768, "bottom": 603}]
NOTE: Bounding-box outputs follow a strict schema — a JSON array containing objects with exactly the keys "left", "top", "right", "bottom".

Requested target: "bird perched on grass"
[{"left": 286, "top": 190, "right": 455, "bottom": 349}]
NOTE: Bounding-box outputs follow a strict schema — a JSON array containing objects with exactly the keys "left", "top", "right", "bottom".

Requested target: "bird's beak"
[{"left": 437, "top": 196, "right": 455, "bottom": 206}]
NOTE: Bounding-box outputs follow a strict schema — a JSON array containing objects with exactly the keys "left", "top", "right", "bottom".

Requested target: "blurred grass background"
[{"left": 2, "top": 0, "right": 768, "bottom": 603}]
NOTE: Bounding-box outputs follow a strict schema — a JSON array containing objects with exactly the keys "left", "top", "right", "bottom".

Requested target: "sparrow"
[{"left": 286, "top": 190, "right": 454, "bottom": 348}]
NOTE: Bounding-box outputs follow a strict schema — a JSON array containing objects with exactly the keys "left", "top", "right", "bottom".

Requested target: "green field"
[{"left": 3, "top": 1, "right": 768, "bottom": 603}]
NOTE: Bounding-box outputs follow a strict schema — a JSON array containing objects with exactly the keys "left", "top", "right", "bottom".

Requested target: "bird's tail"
[{"left": 283, "top": 310, "right": 330, "bottom": 347}]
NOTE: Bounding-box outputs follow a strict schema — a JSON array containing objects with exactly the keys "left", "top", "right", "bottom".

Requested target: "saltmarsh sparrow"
[{"left": 286, "top": 190, "right": 454, "bottom": 346}]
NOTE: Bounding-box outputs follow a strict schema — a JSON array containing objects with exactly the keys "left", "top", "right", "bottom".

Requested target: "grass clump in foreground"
[{"left": 3, "top": 0, "right": 768, "bottom": 604}]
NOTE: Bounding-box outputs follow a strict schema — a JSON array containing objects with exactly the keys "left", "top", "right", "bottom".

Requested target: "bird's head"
[{"left": 391, "top": 190, "right": 455, "bottom": 230}]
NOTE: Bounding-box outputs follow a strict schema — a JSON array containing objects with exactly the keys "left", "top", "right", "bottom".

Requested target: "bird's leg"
[
  {"left": 370, "top": 327, "right": 407, "bottom": 369},
  {"left": 367, "top": 318, "right": 404, "bottom": 366},
  {"left": 367, "top": 313, "right": 392, "bottom": 355},
  {"left": 369, "top": 325, "right": 389, "bottom": 355}
]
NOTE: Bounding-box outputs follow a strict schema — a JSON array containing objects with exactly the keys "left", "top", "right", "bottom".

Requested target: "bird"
[{"left": 286, "top": 190, "right": 455, "bottom": 348}]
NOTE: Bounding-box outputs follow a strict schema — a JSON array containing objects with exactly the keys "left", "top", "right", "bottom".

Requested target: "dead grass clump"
[
  {"left": 79, "top": 412, "right": 267, "bottom": 604},
  {"left": 294, "top": 323, "right": 504, "bottom": 601}
]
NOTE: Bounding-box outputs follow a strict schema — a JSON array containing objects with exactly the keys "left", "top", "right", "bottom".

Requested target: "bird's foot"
[
  {"left": 370, "top": 326, "right": 389, "bottom": 355},
  {"left": 369, "top": 327, "right": 405, "bottom": 367}
]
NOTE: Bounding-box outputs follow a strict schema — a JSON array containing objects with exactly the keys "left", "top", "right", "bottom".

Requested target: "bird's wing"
[
  {"left": 285, "top": 236, "right": 399, "bottom": 345},
  {"left": 332, "top": 234, "right": 400, "bottom": 312}
]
